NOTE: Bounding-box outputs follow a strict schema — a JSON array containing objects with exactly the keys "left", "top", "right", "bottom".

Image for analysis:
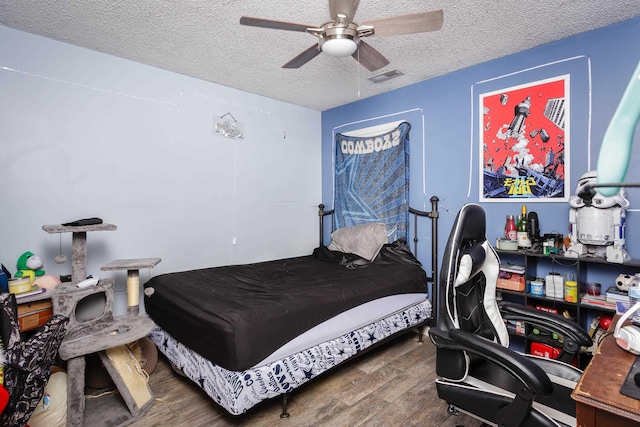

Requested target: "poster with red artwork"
[{"left": 480, "top": 75, "right": 570, "bottom": 202}]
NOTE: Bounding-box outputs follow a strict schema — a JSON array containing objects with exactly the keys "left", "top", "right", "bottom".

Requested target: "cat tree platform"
[
  {"left": 101, "top": 258, "right": 161, "bottom": 316},
  {"left": 43, "top": 222, "right": 117, "bottom": 284}
]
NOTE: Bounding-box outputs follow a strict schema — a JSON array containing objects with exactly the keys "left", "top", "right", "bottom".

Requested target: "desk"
[{"left": 572, "top": 315, "right": 640, "bottom": 426}]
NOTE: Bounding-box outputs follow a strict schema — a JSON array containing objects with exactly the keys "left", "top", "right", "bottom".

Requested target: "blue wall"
[{"left": 322, "top": 17, "right": 640, "bottom": 280}]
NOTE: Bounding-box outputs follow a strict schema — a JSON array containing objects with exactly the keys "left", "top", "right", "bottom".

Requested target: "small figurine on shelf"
[{"left": 15, "top": 251, "right": 45, "bottom": 284}]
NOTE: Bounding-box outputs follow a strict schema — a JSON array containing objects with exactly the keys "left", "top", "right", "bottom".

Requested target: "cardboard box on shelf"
[
  {"left": 505, "top": 319, "right": 525, "bottom": 335},
  {"left": 530, "top": 342, "right": 561, "bottom": 359},
  {"left": 497, "top": 272, "right": 525, "bottom": 291},
  {"left": 17, "top": 299, "right": 52, "bottom": 332},
  {"left": 545, "top": 273, "right": 564, "bottom": 298},
  {"left": 535, "top": 305, "right": 559, "bottom": 315}
]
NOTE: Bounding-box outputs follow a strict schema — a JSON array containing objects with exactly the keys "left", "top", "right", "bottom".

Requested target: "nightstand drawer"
[{"left": 17, "top": 299, "right": 53, "bottom": 332}]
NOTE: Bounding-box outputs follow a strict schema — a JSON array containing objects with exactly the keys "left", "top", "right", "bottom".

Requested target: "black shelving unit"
[{"left": 496, "top": 248, "right": 639, "bottom": 369}]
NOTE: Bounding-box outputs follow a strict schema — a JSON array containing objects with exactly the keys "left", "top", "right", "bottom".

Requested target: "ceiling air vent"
[{"left": 368, "top": 69, "right": 403, "bottom": 83}]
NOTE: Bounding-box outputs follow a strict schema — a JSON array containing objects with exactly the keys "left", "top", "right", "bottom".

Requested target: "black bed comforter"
[{"left": 143, "top": 240, "right": 427, "bottom": 371}]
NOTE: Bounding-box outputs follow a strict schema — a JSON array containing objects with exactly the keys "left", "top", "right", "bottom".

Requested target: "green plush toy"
[{"left": 15, "top": 251, "right": 45, "bottom": 282}]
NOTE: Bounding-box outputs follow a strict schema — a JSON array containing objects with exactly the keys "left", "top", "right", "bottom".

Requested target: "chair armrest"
[
  {"left": 500, "top": 301, "right": 593, "bottom": 347},
  {"left": 429, "top": 327, "right": 554, "bottom": 396}
]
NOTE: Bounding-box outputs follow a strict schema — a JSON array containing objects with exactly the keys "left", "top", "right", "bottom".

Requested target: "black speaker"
[{"left": 528, "top": 211, "right": 540, "bottom": 239}]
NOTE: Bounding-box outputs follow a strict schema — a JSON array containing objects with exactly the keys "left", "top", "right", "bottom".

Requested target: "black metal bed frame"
[
  {"left": 276, "top": 197, "right": 440, "bottom": 418},
  {"left": 318, "top": 196, "right": 440, "bottom": 323}
]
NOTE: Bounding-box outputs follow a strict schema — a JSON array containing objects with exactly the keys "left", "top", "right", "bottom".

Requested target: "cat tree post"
[
  {"left": 42, "top": 223, "right": 117, "bottom": 283},
  {"left": 101, "top": 258, "right": 161, "bottom": 316},
  {"left": 71, "top": 231, "right": 86, "bottom": 283}
]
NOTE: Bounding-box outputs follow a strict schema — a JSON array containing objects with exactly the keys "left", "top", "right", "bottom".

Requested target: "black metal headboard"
[{"left": 317, "top": 196, "right": 440, "bottom": 321}]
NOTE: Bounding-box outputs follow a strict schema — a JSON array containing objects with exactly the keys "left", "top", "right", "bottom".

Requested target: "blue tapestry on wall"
[{"left": 334, "top": 121, "right": 411, "bottom": 242}]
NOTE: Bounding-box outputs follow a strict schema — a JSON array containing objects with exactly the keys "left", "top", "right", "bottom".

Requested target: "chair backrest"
[{"left": 435, "top": 203, "right": 508, "bottom": 379}]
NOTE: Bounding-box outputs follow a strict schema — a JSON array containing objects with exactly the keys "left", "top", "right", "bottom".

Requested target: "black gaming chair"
[{"left": 429, "top": 204, "right": 593, "bottom": 427}]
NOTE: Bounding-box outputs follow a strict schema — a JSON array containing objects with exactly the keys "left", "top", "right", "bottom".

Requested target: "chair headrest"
[
  {"left": 442, "top": 204, "right": 489, "bottom": 287},
  {"left": 455, "top": 204, "right": 486, "bottom": 244},
  {"left": 454, "top": 243, "right": 487, "bottom": 286}
]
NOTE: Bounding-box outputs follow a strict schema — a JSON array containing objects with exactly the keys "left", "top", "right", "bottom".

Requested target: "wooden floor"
[{"left": 129, "top": 332, "right": 483, "bottom": 427}]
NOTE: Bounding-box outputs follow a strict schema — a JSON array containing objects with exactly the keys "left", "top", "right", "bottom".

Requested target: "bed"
[
  {"left": 143, "top": 121, "right": 438, "bottom": 416},
  {"left": 143, "top": 200, "right": 440, "bottom": 417}
]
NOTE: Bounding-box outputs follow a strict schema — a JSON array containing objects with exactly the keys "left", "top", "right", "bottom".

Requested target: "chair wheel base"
[{"left": 447, "top": 404, "right": 459, "bottom": 415}]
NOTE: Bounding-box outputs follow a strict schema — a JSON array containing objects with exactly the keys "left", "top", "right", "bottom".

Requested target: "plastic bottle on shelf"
[
  {"left": 565, "top": 273, "right": 577, "bottom": 303},
  {"left": 517, "top": 205, "right": 531, "bottom": 248},
  {"left": 505, "top": 215, "right": 517, "bottom": 241}
]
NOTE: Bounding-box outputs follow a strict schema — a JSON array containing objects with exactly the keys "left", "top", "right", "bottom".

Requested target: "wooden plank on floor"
[{"left": 129, "top": 338, "right": 484, "bottom": 427}]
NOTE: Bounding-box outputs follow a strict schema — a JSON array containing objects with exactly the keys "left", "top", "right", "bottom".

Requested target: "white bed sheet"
[{"left": 257, "top": 293, "right": 428, "bottom": 366}]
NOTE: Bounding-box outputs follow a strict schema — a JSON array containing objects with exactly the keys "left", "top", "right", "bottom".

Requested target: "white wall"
[{"left": 0, "top": 26, "right": 321, "bottom": 314}]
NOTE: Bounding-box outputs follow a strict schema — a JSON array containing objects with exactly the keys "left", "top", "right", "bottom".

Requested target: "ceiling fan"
[{"left": 239, "top": 0, "right": 443, "bottom": 72}]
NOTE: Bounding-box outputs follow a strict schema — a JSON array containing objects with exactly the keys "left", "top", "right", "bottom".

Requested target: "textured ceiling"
[{"left": 1, "top": 1, "right": 640, "bottom": 111}]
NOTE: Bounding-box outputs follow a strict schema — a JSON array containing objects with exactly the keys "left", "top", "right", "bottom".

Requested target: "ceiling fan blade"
[
  {"left": 352, "top": 40, "right": 390, "bottom": 72},
  {"left": 329, "top": 0, "right": 360, "bottom": 21},
  {"left": 283, "top": 44, "right": 322, "bottom": 68},
  {"left": 362, "top": 9, "right": 443, "bottom": 37},
  {"left": 240, "top": 16, "right": 314, "bottom": 32}
]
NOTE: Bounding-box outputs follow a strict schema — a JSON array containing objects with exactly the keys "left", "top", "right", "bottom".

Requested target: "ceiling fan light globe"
[{"left": 321, "top": 37, "right": 357, "bottom": 57}]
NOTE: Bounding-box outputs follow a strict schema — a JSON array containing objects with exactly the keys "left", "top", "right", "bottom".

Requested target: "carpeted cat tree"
[{"left": 43, "top": 221, "right": 160, "bottom": 427}]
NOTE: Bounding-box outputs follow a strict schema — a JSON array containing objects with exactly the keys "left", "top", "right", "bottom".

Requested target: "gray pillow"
[{"left": 327, "top": 222, "right": 388, "bottom": 261}]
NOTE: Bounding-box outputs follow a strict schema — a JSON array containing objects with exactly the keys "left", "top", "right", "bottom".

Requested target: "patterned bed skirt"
[{"left": 149, "top": 299, "right": 432, "bottom": 415}]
